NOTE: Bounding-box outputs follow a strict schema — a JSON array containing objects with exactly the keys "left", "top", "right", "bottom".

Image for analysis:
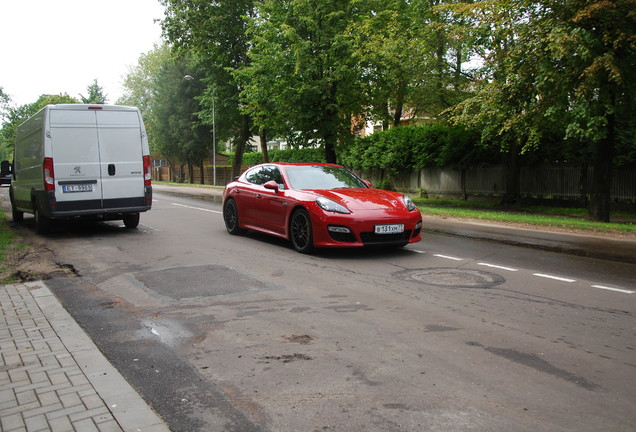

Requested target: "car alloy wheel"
[
  {"left": 223, "top": 198, "right": 243, "bottom": 235},
  {"left": 290, "top": 208, "right": 314, "bottom": 253}
]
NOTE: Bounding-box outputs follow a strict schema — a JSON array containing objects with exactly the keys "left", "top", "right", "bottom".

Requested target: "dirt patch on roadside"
[{"left": 1, "top": 230, "right": 79, "bottom": 283}]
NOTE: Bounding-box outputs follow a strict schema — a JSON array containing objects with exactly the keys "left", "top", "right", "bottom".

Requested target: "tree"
[
  {"left": 0, "top": 94, "right": 79, "bottom": 161},
  {"left": 152, "top": 54, "right": 212, "bottom": 183},
  {"left": 161, "top": 0, "right": 257, "bottom": 178},
  {"left": 451, "top": 0, "right": 636, "bottom": 220},
  {"left": 239, "top": 0, "right": 372, "bottom": 163},
  {"left": 80, "top": 79, "right": 108, "bottom": 104},
  {"left": 119, "top": 44, "right": 173, "bottom": 156}
]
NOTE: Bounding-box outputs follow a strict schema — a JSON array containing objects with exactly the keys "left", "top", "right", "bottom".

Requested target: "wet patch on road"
[
  {"left": 395, "top": 268, "right": 505, "bottom": 289},
  {"left": 466, "top": 341, "right": 599, "bottom": 390}
]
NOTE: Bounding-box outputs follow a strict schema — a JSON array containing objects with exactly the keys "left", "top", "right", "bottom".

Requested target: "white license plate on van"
[
  {"left": 375, "top": 224, "right": 404, "bottom": 234},
  {"left": 62, "top": 184, "right": 93, "bottom": 193}
]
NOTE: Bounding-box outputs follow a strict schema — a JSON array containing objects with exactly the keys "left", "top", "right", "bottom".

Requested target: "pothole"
[{"left": 395, "top": 268, "right": 505, "bottom": 289}]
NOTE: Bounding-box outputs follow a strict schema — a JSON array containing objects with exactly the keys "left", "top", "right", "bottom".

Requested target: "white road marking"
[
  {"left": 165, "top": 202, "right": 631, "bottom": 295},
  {"left": 533, "top": 273, "right": 576, "bottom": 283},
  {"left": 171, "top": 203, "right": 222, "bottom": 214},
  {"left": 478, "top": 263, "right": 518, "bottom": 272},
  {"left": 434, "top": 254, "right": 463, "bottom": 261},
  {"left": 591, "top": 285, "right": 634, "bottom": 294}
]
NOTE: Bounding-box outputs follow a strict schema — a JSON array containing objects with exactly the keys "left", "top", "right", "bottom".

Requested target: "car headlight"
[
  {"left": 402, "top": 195, "right": 416, "bottom": 211},
  {"left": 316, "top": 197, "right": 351, "bottom": 214}
]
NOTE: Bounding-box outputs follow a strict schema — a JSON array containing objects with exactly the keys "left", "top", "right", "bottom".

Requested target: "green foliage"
[
  {"left": 339, "top": 124, "right": 487, "bottom": 174},
  {"left": 118, "top": 44, "right": 173, "bottom": 155},
  {"left": 80, "top": 79, "right": 108, "bottom": 104},
  {"left": 152, "top": 53, "right": 212, "bottom": 169},
  {"left": 241, "top": 148, "right": 326, "bottom": 165},
  {"left": 238, "top": 0, "right": 370, "bottom": 163},
  {"left": 0, "top": 93, "right": 79, "bottom": 161},
  {"left": 161, "top": 0, "right": 256, "bottom": 177}
]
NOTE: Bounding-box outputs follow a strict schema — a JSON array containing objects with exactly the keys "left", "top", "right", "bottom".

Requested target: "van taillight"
[
  {"left": 143, "top": 155, "right": 151, "bottom": 186},
  {"left": 43, "top": 157, "right": 55, "bottom": 191}
]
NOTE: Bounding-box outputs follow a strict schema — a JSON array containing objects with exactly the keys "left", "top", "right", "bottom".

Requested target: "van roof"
[{"left": 46, "top": 104, "right": 138, "bottom": 111}]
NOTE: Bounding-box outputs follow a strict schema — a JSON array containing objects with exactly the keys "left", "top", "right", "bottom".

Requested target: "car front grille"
[{"left": 360, "top": 230, "right": 413, "bottom": 246}]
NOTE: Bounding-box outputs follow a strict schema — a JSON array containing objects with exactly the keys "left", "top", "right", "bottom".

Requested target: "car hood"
[{"left": 310, "top": 188, "right": 407, "bottom": 211}]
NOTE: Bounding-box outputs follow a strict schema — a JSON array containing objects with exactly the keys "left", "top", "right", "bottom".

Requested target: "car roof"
[{"left": 266, "top": 162, "right": 343, "bottom": 168}]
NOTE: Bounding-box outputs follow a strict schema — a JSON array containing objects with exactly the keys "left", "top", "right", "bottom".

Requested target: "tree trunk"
[
  {"left": 393, "top": 84, "right": 405, "bottom": 127},
  {"left": 231, "top": 114, "right": 251, "bottom": 179},
  {"left": 324, "top": 136, "right": 337, "bottom": 164},
  {"left": 460, "top": 168, "right": 467, "bottom": 201},
  {"left": 589, "top": 117, "right": 614, "bottom": 222},
  {"left": 200, "top": 160, "right": 205, "bottom": 185},
  {"left": 502, "top": 142, "right": 520, "bottom": 204},
  {"left": 260, "top": 127, "right": 270, "bottom": 163}
]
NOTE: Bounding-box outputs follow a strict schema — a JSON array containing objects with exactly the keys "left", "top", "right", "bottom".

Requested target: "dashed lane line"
[
  {"left": 532, "top": 273, "right": 576, "bottom": 283},
  {"left": 434, "top": 254, "right": 463, "bottom": 261},
  {"left": 418, "top": 250, "right": 633, "bottom": 294},
  {"left": 477, "top": 263, "right": 518, "bottom": 272},
  {"left": 591, "top": 285, "right": 635, "bottom": 295}
]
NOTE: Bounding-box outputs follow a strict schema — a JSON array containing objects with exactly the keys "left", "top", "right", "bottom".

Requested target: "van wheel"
[
  {"left": 9, "top": 191, "right": 23, "bottom": 223},
  {"left": 123, "top": 213, "right": 140, "bottom": 229},
  {"left": 12, "top": 206, "right": 24, "bottom": 223},
  {"left": 34, "top": 208, "right": 52, "bottom": 234}
]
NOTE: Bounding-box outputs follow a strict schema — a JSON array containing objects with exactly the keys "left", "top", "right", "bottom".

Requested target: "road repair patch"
[{"left": 135, "top": 264, "right": 268, "bottom": 299}]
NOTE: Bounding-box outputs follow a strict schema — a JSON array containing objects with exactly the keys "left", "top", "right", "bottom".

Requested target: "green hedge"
[
  {"left": 339, "top": 124, "right": 490, "bottom": 174},
  {"left": 242, "top": 148, "right": 327, "bottom": 165},
  {"left": 239, "top": 125, "right": 491, "bottom": 172}
]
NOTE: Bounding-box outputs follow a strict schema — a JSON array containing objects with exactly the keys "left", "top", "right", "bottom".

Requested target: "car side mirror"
[
  {"left": 263, "top": 180, "right": 279, "bottom": 192},
  {"left": 364, "top": 180, "right": 372, "bottom": 187}
]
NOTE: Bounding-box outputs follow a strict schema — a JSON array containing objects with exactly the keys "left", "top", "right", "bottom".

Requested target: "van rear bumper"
[{"left": 35, "top": 186, "right": 152, "bottom": 219}]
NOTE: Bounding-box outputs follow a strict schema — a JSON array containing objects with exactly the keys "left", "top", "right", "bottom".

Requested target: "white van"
[{"left": 10, "top": 104, "right": 152, "bottom": 233}]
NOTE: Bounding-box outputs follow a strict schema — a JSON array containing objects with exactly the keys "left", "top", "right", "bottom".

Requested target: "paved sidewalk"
[{"left": 0, "top": 281, "right": 169, "bottom": 432}]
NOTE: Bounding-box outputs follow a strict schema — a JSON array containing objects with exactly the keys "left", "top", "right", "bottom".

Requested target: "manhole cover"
[{"left": 395, "top": 268, "right": 505, "bottom": 289}]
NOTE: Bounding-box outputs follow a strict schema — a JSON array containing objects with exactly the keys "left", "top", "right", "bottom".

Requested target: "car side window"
[{"left": 245, "top": 166, "right": 285, "bottom": 189}]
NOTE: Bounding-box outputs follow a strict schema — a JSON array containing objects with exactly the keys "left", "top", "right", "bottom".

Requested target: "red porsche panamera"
[{"left": 222, "top": 163, "right": 423, "bottom": 253}]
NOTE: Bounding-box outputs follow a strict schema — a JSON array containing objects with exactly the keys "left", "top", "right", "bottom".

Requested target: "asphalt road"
[{"left": 3, "top": 186, "right": 636, "bottom": 431}]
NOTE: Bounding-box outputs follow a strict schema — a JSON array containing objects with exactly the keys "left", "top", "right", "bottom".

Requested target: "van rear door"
[
  {"left": 95, "top": 109, "right": 146, "bottom": 209},
  {"left": 50, "top": 108, "right": 103, "bottom": 211}
]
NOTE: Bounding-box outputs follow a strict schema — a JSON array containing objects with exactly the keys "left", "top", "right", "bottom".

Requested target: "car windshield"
[{"left": 284, "top": 165, "right": 368, "bottom": 190}]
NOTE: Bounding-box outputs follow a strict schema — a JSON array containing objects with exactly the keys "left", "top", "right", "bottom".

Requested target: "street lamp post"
[{"left": 184, "top": 75, "right": 216, "bottom": 186}]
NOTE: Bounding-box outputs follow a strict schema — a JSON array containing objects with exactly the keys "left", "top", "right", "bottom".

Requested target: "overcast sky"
[{"left": 0, "top": 0, "right": 165, "bottom": 106}]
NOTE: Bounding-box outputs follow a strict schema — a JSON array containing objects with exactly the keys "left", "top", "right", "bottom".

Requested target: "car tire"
[
  {"left": 290, "top": 208, "right": 314, "bottom": 254},
  {"left": 223, "top": 198, "right": 244, "bottom": 235},
  {"left": 10, "top": 191, "right": 23, "bottom": 223},
  {"left": 123, "top": 213, "right": 140, "bottom": 229},
  {"left": 34, "top": 207, "right": 51, "bottom": 234}
]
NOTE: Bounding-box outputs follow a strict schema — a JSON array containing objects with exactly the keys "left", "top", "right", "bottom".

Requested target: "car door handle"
[{"left": 256, "top": 193, "right": 263, "bottom": 199}]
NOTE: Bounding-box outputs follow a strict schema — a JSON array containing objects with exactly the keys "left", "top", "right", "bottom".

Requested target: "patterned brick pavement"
[{"left": 0, "top": 281, "right": 168, "bottom": 432}]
